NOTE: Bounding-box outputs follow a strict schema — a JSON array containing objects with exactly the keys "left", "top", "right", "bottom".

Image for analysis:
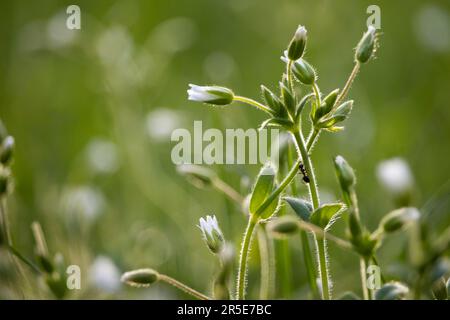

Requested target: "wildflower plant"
[{"left": 117, "top": 21, "right": 446, "bottom": 300}]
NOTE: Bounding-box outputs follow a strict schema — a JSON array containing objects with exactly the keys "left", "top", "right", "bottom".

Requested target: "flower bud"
[
  {"left": 31, "top": 222, "right": 54, "bottom": 274},
  {"left": 0, "top": 136, "right": 14, "bottom": 165},
  {"left": 287, "top": 25, "right": 307, "bottom": 60},
  {"left": 279, "top": 81, "right": 295, "bottom": 115},
  {"left": 291, "top": 58, "right": 316, "bottom": 85},
  {"left": 333, "top": 155, "right": 356, "bottom": 193},
  {"left": 375, "top": 282, "right": 409, "bottom": 300},
  {"left": 317, "top": 100, "right": 353, "bottom": 128},
  {"left": 267, "top": 216, "right": 299, "bottom": 238},
  {"left": 199, "top": 215, "right": 225, "bottom": 254},
  {"left": 261, "top": 85, "right": 283, "bottom": 115},
  {"left": 177, "top": 164, "right": 217, "bottom": 188},
  {"left": 355, "top": 26, "right": 377, "bottom": 64},
  {"left": 313, "top": 89, "right": 339, "bottom": 122},
  {"left": 284, "top": 197, "right": 312, "bottom": 222},
  {"left": 187, "top": 84, "right": 234, "bottom": 105},
  {"left": 380, "top": 207, "right": 420, "bottom": 233},
  {"left": 121, "top": 268, "right": 159, "bottom": 287},
  {"left": 249, "top": 163, "right": 280, "bottom": 219}
]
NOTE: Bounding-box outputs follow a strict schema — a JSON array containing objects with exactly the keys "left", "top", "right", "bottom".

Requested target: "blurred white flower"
[
  {"left": 145, "top": 108, "right": 181, "bottom": 141},
  {"left": 61, "top": 186, "right": 105, "bottom": 222},
  {"left": 151, "top": 17, "right": 196, "bottom": 53},
  {"left": 47, "top": 12, "right": 78, "bottom": 49},
  {"left": 85, "top": 138, "right": 119, "bottom": 174},
  {"left": 376, "top": 158, "right": 414, "bottom": 194},
  {"left": 203, "top": 52, "right": 236, "bottom": 82},
  {"left": 415, "top": 5, "right": 450, "bottom": 53},
  {"left": 89, "top": 256, "right": 121, "bottom": 294}
]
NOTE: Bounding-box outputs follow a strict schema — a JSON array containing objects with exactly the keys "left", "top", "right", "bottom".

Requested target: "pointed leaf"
[
  {"left": 284, "top": 197, "right": 313, "bottom": 222},
  {"left": 310, "top": 203, "right": 344, "bottom": 230}
]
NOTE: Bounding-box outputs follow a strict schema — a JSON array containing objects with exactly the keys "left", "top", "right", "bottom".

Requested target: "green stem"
[
  {"left": 233, "top": 96, "right": 273, "bottom": 115},
  {"left": 288, "top": 142, "right": 319, "bottom": 298},
  {"left": 317, "top": 237, "right": 330, "bottom": 300},
  {"left": 300, "top": 231, "right": 319, "bottom": 298},
  {"left": 158, "top": 274, "right": 211, "bottom": 300},
  {"left": 287, "top": 60, "right": 295, "bottom": 93},
  {"left": 333, "top": 62, "right": 360, "bottom": 111},
  {"left": 6, "top": 245, "right": 41, "bottom": 274},
  {"left": 307, "top": 128, "right": 320, "bottom": 152},
  {"left": 360, "top": 257, "right": 369, "bottom": 300},
  {"left": 257, "top": 226, "right": 273, "bottom": 300},
  {"left": 237, "top": 216, "right": 258, "bottom": 300},
  {"left": 291, "top": 130, "right": 320, "bottom": 208},
  {"left": 312, "top": 83, "right": 321, "bottom": 109},
  {"left": 364, "top": 256, "right": 373, "bottom": 300}
]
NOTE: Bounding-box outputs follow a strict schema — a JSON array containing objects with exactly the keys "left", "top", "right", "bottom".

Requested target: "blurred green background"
[{"left": 0, "top": 0, "right": 449, "bottom": 299}]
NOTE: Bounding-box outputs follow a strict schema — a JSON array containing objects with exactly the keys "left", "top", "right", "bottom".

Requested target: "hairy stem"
[
  {"left": 360, "top": 257, "right": 369, "bottom": 300},
  {"left": 237, "top": 216, "right": 258, "bottom": 300},
  {"left": 158, "top": 274, "right": 211, "bottom": 300},
  {"left": 257, "top": 226, "right": 273, "bottom": 300},
  {"left": 334, "top": 62, "right": 360, "bottom": 110},
  {"left": 233, "top": 96, "right": 273, "bottom": 115},
  {"left": 317, "top": 237, "right": 330, "bottom": 300}
]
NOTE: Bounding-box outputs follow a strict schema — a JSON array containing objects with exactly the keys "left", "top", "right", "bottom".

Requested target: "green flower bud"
[
  {"left": 287, "top": 25, "right": 307, "bottom": 60},
  {"left": 284, "top": 197, "right": 312, "bottom": 222},
  {"left": 267, "top": 215, "right": 299, "bottom": 238},
  {"left": 0, "top": 166, "right": 11, "bottom": 196},
  {"left": 199, "top": 215, "right": 225, "bottom": 254},
  {"left": 249, "top": 163, "right": 280, "bottom": 219},
  {"left": 261, "top": 85, "right": 283, "bottom": 115},
  {"left": 177, "top": 164, "right": 217, "bottom": 188},
  {"left": 187, "top": 84, "right": 234, "bottom": 105},
  {"left": 313, "top": 89, "right": 339, "bottom": 122},
  {"left": 317, "top": 100, "right": 353, "bottom": 128},
  {"left": 348, "top": 211, "right": 362, "bottom": 240},
  {"left": 279, "top": 81, "right": 295, "bottom": 115},
  {"left": 121, "top": 268, "right": 159, "bottom": 287},
  {"left": 291, "top": 58, "right": 316, "bottom": 85},
  {"left": 352, "top": 231, "right": 379, "bottom": 257},
  {"left": 0, "top": 136, "right": 14, "bottom": 165},
  {"left": 375, "top": 282, "right": 409, "bottom": 300},
  {"left": 355, "top": 26, "right": 377, "bottom": 64},
  {"left": 380, "top": 207, "right": 420, "bottom": 233},
  {"left": 334, "top": 155, "right": 356, "bottom": 193}
]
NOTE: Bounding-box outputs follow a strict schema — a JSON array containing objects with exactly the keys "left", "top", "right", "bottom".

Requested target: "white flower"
[
  {"left": 89, "top": 256, "right": 121, "bottom": 294},
  {"left": 376, "top": 158, "right": 414, "bottom": 194},
  {"left": 187, "top": 84, "right": 234, "bottom": 105},
  {"left": 85, "top": 138, "right": 119, "bottom": 174},
  {"left": 198, "top": 215, "right": 224, "bottom": 254},
  {"left": 294, "top": 25, "right": 307, "bottom": 40}
]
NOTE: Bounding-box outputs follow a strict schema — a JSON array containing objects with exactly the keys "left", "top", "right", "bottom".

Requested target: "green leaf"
[
  {"left": 249, "top": 163, "right": 280, "bottom": 219},
  {"left": 310, "top": 203, "right": 344, "bottom": 230},
  {"left": 284, "top": 197, "right": 313, "bottom": 222},
  {"left": 375, "top": 282, "right": 409, "bottom": 300}
]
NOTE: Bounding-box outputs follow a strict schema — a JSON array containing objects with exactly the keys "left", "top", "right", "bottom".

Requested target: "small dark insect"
[{"left": 299, "top": 163, "right": 310, "bottom": 183}]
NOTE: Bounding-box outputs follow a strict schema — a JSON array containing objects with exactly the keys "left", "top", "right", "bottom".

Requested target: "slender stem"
[
  {"left": 287, "top": 143, "right": 319, "bottom": 298},
  {"left": 287, "top": 60, "right": 295, "bottom": 93},
  {"left": 233, "top": 96, "right": 273, "bottom": 115},
  {"left": 6, "top": 245, "right": 41, "bottom": 274},
  {"left": 291, "top": 130, "right": 320, "bottom": 208},
  {"left": 364, "top": 257, "right": 373, "bottom": 300},
  {"left": 257, "top": 226, "right": 272, "bottom": 300},
  {"left": 334, "top": 62, "right": 360, "bottom": 110},
  {"left": 312, "top": 83, "right": 321, "bottom": 110},
  {"left": 237, "top": 216, "right": 258, "bottom": 300},
  {"left": 158, "top": 274, "right": 211, "bottom": 300},
  {"left": 213, "top": 178, "right": 244, "bottom": 204},
  {"left": 300, "top": 231, "right": 319, "bottom": 298},
  {"left": 317, "top": 237, "right": 330, "bottom": 300},
  {"left": 360, "top": 257, "right": 369, "bottom": 300},
  {"left": 306, "top": 128, "right": 320, "bottom": 152},
  {"left": 0, "top": 197, "right": 12, "bottom": 245}
]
